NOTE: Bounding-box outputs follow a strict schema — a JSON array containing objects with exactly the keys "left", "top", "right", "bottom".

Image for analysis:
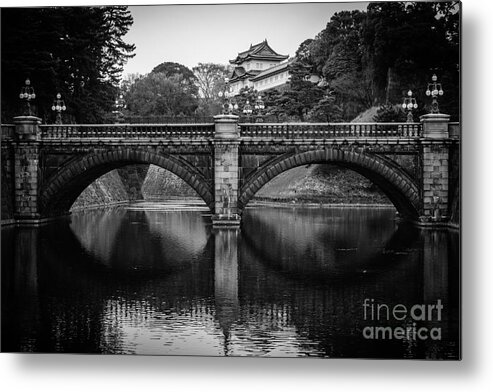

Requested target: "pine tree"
[{"left": 1, "top": 6, "right": 135, "bottom": 123}]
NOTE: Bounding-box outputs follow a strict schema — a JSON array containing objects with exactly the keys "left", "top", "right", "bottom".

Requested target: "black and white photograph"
[{"left": 1, "top": 1, "right": 461, "bottom": 360}]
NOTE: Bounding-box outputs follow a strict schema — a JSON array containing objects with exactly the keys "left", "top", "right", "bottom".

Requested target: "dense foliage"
[
  {"left": 124, "top": 72, "right": 199, "bottom": 117},
  {"left": 2, "top": 3, "right": 459, "bottom": 124},
  {"left": 123, "top": 62, "right": 199, "bottom": 117},
  {"left": 1, "top": 7, "right": 135, "bottom": 123},
  {"left": 261, "top": 2, "right": 460, "bottom": 122}
]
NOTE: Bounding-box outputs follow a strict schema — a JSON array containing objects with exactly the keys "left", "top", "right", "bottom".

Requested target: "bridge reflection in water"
[{"left": 0, "top": 205, "right": 459, "bottom": 358}]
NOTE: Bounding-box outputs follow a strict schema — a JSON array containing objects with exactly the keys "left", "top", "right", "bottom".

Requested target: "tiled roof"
[
  {"left": 237, "top": 41, "right": 264, "bottom": 57},
  {"left": 229, "top": 68, "right": 261, "bottom": 83},
  {"left": 230, "top": 40, "right": 288, "bottom": 64}
]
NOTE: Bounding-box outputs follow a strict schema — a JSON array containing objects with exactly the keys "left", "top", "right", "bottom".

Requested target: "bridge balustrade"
[
  {"left": 240, "top": 122, "right": 422, "bottom": 139},
  {"left": 2, "top": 122, "right": 426, "bottom": 141},
  {"left": 39, "top": 123, "right": 216, "bottom": 140}
]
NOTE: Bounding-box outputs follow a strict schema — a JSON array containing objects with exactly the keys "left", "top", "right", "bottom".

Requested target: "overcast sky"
[{"left": 123, "top": 2, "right": 369, "bottom": 76}]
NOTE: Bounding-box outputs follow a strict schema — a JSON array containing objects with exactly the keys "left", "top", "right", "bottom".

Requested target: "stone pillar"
[
  {"left": 419, "top": 114, "right": 450, "bottom": 223},
  {"left": 13, "top": 116, "right": 42, "bottom": 221},
  {"left": 212, "top": 114, "right": 241, "bottom": 227}
]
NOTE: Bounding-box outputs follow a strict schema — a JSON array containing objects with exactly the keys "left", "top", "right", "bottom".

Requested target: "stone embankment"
[
  {"left": 71, "top": 163, "right": 391, "bottom": 211},
  {"left": 71, "top": 164, "right": 199, "bottom": 210}
]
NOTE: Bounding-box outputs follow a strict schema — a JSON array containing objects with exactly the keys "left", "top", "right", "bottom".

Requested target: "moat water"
[{"left": 1, "top": 202, "right": 460, "bottom": 358}]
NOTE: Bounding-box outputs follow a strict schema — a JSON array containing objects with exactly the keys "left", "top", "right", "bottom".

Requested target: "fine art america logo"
[{"left": 362, "top": 298, "right": 443, "bottom": 341}]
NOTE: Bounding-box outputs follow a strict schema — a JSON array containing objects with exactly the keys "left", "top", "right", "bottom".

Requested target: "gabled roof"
[{"left": 229, "top": 40, "right": 289, "bottom": 65}]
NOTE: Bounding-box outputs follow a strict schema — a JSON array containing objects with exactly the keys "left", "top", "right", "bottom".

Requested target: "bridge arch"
[
  {"left": 238, "top": 148, "right": 421, "bottom": 220},
  {"left": 39, "top": 148, "right": 214, "bottom": 216}
]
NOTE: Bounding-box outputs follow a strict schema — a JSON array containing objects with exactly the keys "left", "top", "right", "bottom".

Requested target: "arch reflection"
[
  {"left": 70, "top": 207, "right": 210, "bottom": 271},
  {"left": 1, "top": 206, "right": 459, "bottom": 358}
]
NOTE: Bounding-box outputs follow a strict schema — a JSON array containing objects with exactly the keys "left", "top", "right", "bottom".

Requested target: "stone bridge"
[{"left": 0, "top": 114, "right": 460, "bottom": 227}]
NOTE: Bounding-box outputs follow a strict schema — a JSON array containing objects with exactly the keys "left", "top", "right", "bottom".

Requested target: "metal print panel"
[{"left": 0, "top": 1, "right": 461, "bottom": 359}]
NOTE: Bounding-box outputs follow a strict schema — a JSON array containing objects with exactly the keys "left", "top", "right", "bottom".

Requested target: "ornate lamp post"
[
  {"left": 218, "top": 88, "right": 238, "bottom": 115},
  {"left": 242, "top": 100, "right": 253, "bottom": 119},
  {"left": 51, "top": 93, "right": 67, "bottom": 124},
  {"left": 113, "top": 93, "right": 126, "bottom": 122},
  {"left": 253, "top": 95, "right": 265, "bottom": 122},
  {"left": 425, "top": 74, "right": 444, "bottom": 114},
  {"left": 401, "top": 90, "right": 418, "bottom": 122},
  {"left": 19, "top": 78, "right": 36, "bottom": 116},
  {"left": 241, "top": 95, "right": 265, "bottom": 122}
]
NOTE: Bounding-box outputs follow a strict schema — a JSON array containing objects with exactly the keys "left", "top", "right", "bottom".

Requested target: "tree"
[
  {"left": 152, "top": 61, "right": 195, "bottom": 81},
  {"left": 125, "top": 72, "right": 198, "bottom": 117},
  {"left": 362, "top": 2, "right": 460, "bottom": 118},
  {"left": 1, "top": 6, "right": 135, "bottom": 123},
  {"left": 307, "top": 10, "right": 372, "bottom": 119},
  {"left": 274, "top": 56, "right": 324, "bottom": 121},
  {"left": 192, "top": 63, "right": 229, "bottom": 116},
  {"left": 268, "top": 3, "right": 460, "bottom": 121},
  {"left": 262, "top": 89, "right": 286, "bottom": 121},
  {"left": 151, "top": 61, "right": 197, "bottom": 97},
  {"left": 234, "top": 86, "right": 257, "bottom": 111},
  {"left": 193, "top": 63, "right": 229, "bottom": 100},
  {"left": 309, "top": 90, "right": 343, "bottom": 122},
  {"left": 121, "top": 73, "right": 143, "bottom": 94}
]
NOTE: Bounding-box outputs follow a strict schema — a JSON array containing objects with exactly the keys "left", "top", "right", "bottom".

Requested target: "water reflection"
[
  {"left": 70, "top": 207, "right": 210, "bottom": 271},
  {"left": 1, "top": 205, "right": 459, "bottom": 358},
  {"left": 214, "top": 228, "right": 239, "bottom": 355}
]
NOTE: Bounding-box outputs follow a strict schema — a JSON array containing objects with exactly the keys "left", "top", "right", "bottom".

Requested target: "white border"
[{"left": 2, "top": 0, "right": 493, "bottom": 391}]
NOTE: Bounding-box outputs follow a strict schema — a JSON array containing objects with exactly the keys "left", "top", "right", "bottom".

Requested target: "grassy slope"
[
  {"left": 254, "top": 164, "right": 390, "bottom": 204},
  {"left": 351, "top": 106, "right": 379, "bottom": 123}
]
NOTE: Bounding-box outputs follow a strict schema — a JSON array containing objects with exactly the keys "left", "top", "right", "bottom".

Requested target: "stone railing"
[
  {"left": 240, "top": 122, "right": 422, "bottom": 138},
  {"left": 2, "top": 121, "right": 461, "bottom": 141},
  {"left": 1, "top": 124, "right": 15, "bottom": 140},
  {"left": 39, "top": 123, "right": 215, "bottom": 139}
]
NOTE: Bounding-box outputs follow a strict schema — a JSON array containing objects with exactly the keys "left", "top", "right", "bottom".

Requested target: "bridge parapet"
[
  {"left": 39, "top": 123, "right": 215, "bottom": 140},
  {"left": 240, "top": 122, "right": 422, "bottom": 139},
  {"left": 1, "top": 122, "right": 464, "bottom": 142}
]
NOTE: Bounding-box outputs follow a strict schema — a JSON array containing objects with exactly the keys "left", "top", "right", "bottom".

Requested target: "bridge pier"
[
  {"left": 212, "top": 115, "right": 241, "bottom": 227},
  {"left": 419, "top": 113, "right": 451, "bottom": 225},
  {"left": 12, "top": 116, "right": 43, "bottom": 223}
]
